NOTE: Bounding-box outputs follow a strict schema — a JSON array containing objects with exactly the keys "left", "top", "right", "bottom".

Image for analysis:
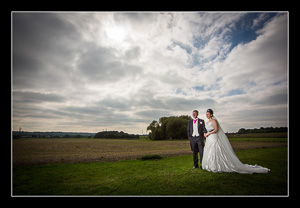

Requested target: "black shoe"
[{"left": 192, "top": 166, "right": 199, "bottom": 169}]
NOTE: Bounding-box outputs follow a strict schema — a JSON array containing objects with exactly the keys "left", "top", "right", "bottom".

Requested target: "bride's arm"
[{"left": 207, "top": 119, "right": 218, "bottom": 136}]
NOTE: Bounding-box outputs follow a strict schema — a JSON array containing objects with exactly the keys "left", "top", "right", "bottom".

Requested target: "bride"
[{"left": 202, "top": 109, "right": 270, "bottom": 174}]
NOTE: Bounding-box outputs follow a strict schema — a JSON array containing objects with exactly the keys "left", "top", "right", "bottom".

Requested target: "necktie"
[{"left": 193, "top": 119, "right": 197, "bottom": 124}]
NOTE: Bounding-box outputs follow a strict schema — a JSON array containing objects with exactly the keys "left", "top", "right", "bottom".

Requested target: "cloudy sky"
[{"left": 12, "top": 12, "right": 288, "bottom": 134}]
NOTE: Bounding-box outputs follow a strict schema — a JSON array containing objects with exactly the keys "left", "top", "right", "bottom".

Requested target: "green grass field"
[{"left": 13, "top": 147, "right": 287, "bottom": 196}]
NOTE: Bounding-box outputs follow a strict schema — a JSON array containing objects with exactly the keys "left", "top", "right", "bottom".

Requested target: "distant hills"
[
  {"left": 12, "top": 130, "right": 143, "bottom": 139},
  {"left": 12, "top": 131, "right": 96, "bottom": 138},
  {"left": 237, "top": 126, "right": 287, "bottom": 134},
  {"left": 12, "top": 126, "right": 288, "bottom": 139}
]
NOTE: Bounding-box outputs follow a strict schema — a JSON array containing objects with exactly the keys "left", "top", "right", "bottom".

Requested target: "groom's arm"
[{"left": 187, "top": 121, "right": 191, "bottom": 139}]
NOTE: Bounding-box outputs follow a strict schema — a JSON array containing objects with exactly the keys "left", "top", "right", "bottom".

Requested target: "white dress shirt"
[{"left": 192, "top": 118, "right": 200, "bottom": 137}]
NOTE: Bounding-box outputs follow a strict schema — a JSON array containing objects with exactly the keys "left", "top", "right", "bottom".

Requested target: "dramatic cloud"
[{"left": 12, "top": 12, "right": 288, "bottom": 133}]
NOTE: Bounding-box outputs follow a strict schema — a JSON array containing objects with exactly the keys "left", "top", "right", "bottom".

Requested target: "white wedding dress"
[{"left": 202, "top": 117, "right": 270, "bottom": 174}]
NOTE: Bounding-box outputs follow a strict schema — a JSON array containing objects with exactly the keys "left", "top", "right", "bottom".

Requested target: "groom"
[{"left": 187, "top": 110, "right": 207, "bottom": 169}]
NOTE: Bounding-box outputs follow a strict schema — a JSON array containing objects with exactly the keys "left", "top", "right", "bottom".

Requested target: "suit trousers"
[{"left": 190, "top": 136, "right": 203, "bottom": 168}]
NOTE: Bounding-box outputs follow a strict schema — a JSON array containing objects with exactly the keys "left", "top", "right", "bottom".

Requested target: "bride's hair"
[{"left": 207, "top": 109, "right": 214, "bottom": 116}]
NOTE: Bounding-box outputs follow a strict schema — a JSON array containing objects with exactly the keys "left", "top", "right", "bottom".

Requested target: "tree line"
[
  {"left": 146, "top": 115, "right": 288, "bottom": 140},
  {"left": 147, "top": 115, "right": 191, "bottom": 140},
  {"left": 94, "top": 131, "right": 139, "bottom": 139},
  {"left": 237, "top": 126, "right": 287, "bottom": 134}
]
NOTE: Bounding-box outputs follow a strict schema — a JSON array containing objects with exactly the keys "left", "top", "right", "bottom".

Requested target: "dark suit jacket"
[{"left": 187, "top": 118, "right": 207, "bottom": 145}]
